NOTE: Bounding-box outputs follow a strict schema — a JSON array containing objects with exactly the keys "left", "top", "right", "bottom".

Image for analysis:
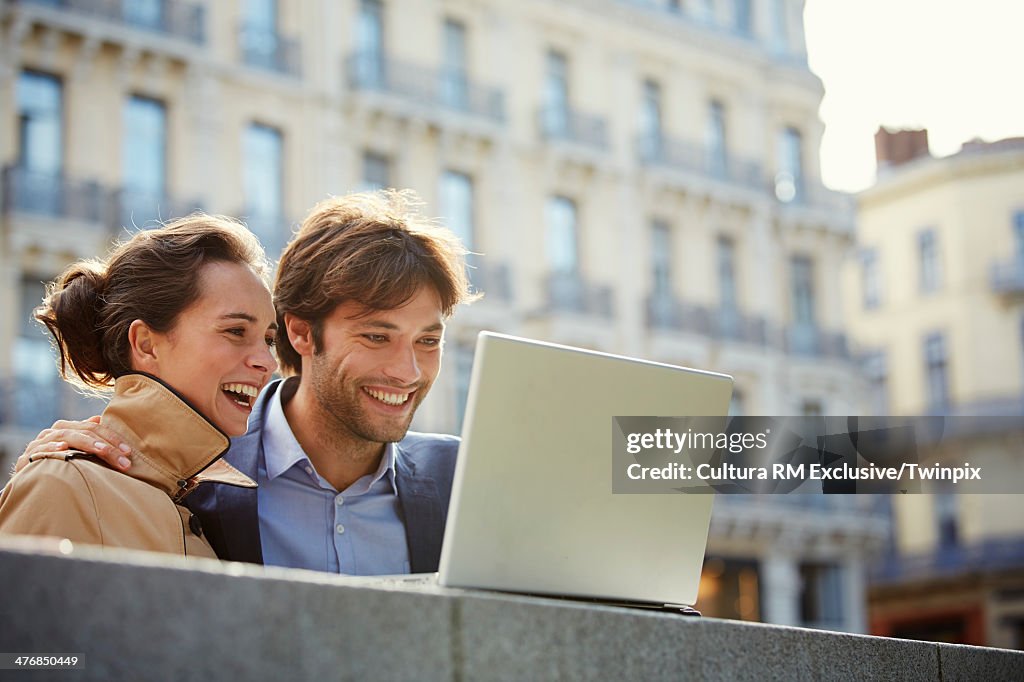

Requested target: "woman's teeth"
[{"left": 222, "top": 383, "right": 258, "bottom": 407}]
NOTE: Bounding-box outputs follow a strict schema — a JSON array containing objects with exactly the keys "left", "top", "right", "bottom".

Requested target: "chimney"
[{"left": 875, "top": 127, "right": 930, "bottom": 171}]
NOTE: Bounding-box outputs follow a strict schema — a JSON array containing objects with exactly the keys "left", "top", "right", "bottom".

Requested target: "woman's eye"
[{"left": 265, "top": 336, "right": 276, "bottom": 347}]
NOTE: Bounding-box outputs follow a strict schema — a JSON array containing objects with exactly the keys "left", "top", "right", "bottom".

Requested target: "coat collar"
[{"left": 104, "top": 374, "right": 256, "bottom": 500}]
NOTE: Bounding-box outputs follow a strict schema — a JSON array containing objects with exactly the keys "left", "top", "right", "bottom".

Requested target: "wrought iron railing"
[
  {"left": 537, "top": 106, "right": 608, "bottom": 150},
  {"left": 544, "top": 272, "right": 614, "bottom": 318},
  {"left": 637, "top": 133, "right": 763, "bottom": 190},
  {"left": 1, "top": 165, "right": 105, "bottom": 224},
  {"left": 11, "top": 0, "right": 205, "bottom": 44},
  {"left": 238, "top": 23, "right": 301, "bottom": 77},
  {"left": 345, "top": 52, "right": 505, "bottom": 123}
]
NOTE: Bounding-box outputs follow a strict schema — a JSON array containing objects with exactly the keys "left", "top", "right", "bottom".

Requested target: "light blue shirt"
[{"left": 256, "top": 388, "right": 411, "bottom": 575}]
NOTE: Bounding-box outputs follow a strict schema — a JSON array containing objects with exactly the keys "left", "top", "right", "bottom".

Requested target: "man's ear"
[
  {"left": 127, "top": 319, "right": 160, "bottom": 372},
  {"left": 284, "top": 313, "right": 315, "bottom": 357}
]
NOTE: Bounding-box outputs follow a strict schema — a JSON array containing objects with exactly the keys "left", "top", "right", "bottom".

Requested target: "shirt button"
[
  {"left": 336, "top": 524, "right": 345, "bottom": 534},
  {"left": 335, "top": 497, "right": 344, "bottom": 507}
]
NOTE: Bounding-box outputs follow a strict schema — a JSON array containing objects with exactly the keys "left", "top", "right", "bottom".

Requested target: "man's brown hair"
[{"left": 273, "top": 190, "right": 476, "bottom": 375}]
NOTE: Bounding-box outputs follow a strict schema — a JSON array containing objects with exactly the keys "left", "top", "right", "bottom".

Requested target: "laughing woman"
[{"left": 0, "top": 215, "right": 277, "bottom": 558}]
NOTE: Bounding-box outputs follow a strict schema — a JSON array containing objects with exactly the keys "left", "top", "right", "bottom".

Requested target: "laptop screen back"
[{"left": 438, "top": 332, "right": 733, "bottom": 605}]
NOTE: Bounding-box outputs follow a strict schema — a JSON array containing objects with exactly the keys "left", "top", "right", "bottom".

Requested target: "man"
[{"left": 16, "top": 190, "right": 477, "bottom": 574}]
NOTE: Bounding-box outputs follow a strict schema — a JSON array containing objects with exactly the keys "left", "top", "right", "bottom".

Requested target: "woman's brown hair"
[{"left": 35, "top": 213, "right": 268, "bottom": 390}]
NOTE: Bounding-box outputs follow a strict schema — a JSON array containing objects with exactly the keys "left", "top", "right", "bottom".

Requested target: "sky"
[{"left": 803, "top": 0, "right": 1024, "bottom": 193}]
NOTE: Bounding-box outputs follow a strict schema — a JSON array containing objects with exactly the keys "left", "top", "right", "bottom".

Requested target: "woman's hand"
[{"left": 14, "top": 416, "right": 133, "bottom": 473}]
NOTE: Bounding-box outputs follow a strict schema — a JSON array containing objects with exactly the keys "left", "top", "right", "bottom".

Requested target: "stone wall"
[{"left": 0, "top": 541, "right": 1020, "bottom": 681}]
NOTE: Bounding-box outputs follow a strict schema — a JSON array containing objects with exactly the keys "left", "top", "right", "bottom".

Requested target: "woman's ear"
[
  {"left": 127, "top": 319, "right": 160, "bottom": 372},
  {"left": 284, "top": 313, "right": 315, "bottom": 357}
]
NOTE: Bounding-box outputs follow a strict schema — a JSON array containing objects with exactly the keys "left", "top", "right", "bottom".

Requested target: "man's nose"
[{"left": 382, "top": 343, "right": 421, "bottom": 385}]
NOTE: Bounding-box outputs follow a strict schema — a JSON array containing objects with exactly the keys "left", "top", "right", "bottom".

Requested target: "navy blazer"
[{"left": 185, "top": 378, "right": 459, "bottom": 573}]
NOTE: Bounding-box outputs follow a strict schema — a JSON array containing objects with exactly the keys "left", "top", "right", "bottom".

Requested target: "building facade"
[
  {"left": 846, "top": 128, "right": 1024, "bottom": 649},
  {"left": 1, "top": 0, "right": 883, "bottom": 632}
]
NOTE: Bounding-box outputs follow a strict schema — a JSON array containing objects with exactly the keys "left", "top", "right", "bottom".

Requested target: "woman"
[{"left": 0, "top": 214, "right": 277, "bottom": 558}]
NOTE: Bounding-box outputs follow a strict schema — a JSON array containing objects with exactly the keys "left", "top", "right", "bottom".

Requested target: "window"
[
  {"left": 14, "top": 278, "right": 59, "bottom": 427},
  {"left": 543, "top": 50, "right": 569, "bottom": 136},
  {"left": 924, "top": 333, "right": 949, "bottom": 411},
  {"left": 639, "top": 79, "right": 663, "bottom": 159},
  {"left": 125, "top": 0, "right": 165, "bottom": 31},
  {"left": 240, "top": 0, "right": 279, "bottom": 68},
  {"left": 15, "top": 71, "right": 62, "bottom": 214},
  {"left": 453, "top": 340, "right": 475, "bottom": 434},
  {"left": 801, "top": 400, "right": 822, "bottom": 417},
  {"left": 799, "top": 562, "right": 844, "bottom": 628},
  {"left": 122, "top": 95, "right": 167, "bottom": 227},
  {"left": 1014, "top": 210, "right": 1024, "bottom": 263},
  {"left": 355, "top": 0, "right": 385, "bottom": 86},
  {"left": 440, "top": 170, "right": 474, "bottom": 251},
  {"left": 650, "top": 220, "right": 672, "bottom": 298},
  {"left": 790, "top": 255, "right": 815, "bottom": 325},
  {"left": 717, "top": 236, "right": 737, "bottom": 310},
  {"left": 696, "top": 557, "right": 761, "bottom": 622},
  {"left": 691, "top": 0, "right": 714, "bottom": 24},
  {"left": 734, "top": 0, "right": 752, "bottom": 36},
  {"left": 546, "top": 196, "right": 578, "bottom": 275},
  {"left": 441, "top": 19, "right": 468, "bottom": 109},
  {"left": 771, "top": 0, "right": 789, "bottom": 53},
  {"left": 728, "top": 390, "right": 744, "bottom": 419},
  {"left": 361, "top": 151, "right": 391, "bottom": 191},
  {"left": 776, "top": 127, "right": 803, "bottom": 202},
  {"left": 244, "top": 123, "right": 284, "bottom": 255},
  {"left": 707, "top": 100, "right": 727, "bottom": 177},
  {"left": 17, "top": 71, "right": 62, "bottom": 173},
  {"left": 863, "top": 352, "right": 888, "bottom": 415},
  {"left": 934, "top": 491, "right": 959, "bottom": 549},
  {"left": 918, "top": 229, "right": 941, "bottom": 293},
  {"left": 862, "top": 249, "right": 881, "bottom": 309}
]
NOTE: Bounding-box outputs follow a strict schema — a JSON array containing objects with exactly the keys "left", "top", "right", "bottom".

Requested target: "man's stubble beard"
[{"left": 309, "top": 352, "right": 428, "bottom": 445}]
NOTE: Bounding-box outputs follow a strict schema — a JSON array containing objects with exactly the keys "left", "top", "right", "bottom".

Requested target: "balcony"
[
  {"left": 638, "top": 133, "right": 763, "bottom": 191},
  {"left": 0, "top": 374, "right": 106, "bottom": 432},
  {"left": 238, "top": 24, "right": 301, "bottom": 77},
  {"left": 872, "top": 536, "right": 1024, "bottom": 585},
  {"left": 466, "top": 255, "right": 513, "bottom": 304},
  {"left": 112, "top": 187, "right": 202, "bottom": 233},
  {"left": 9, "top": 0, "right": 205, "bottom": 45},
  {"left": 646, "top": 295, "right": 778, "bottom": 348},
  {"left": 990, "top": 257, "right": 1024, "bottom": 296},
  {"left": 537, "top": 105, "right": 608, "bottom": 151},
  {"left": 239, "top": 211, "right": 290, "bottom": 262},
  {"left": 345, "top": 52, "right": 505, "bottom": 124},
  {"left": 2, "top": 164, "right": 105, "bottom": 225},
  {"left": 544, "top": 271, "right": 613, "bottom": 318},
  {"left": 786, "top": 323, "right": 849, "bottom": 360}
]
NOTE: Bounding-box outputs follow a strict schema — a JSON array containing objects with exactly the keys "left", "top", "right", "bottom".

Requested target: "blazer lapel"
[
  {"left": 215, "top": 379, "right": 285, "bottom": 565},
  {"left": 395, "top": 444, "right": 444, "bottom": 573}
]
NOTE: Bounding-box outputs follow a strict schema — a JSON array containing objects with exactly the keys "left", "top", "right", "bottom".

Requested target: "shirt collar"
[{"left": 262, "top": 385, "right": 399, "bottom": 495}]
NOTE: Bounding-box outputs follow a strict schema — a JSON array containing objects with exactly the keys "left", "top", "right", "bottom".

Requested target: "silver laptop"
[{"left": 436, "top": 332, "right": 733, "bottom": 608}]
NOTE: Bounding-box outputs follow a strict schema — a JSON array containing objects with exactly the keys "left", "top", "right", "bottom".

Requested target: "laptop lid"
[{"left": 438, "top": 332, "right": 733, "bottom": 606}]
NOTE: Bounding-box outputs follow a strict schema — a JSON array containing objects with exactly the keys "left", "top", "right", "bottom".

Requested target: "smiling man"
[{"left": 21, "top": 190, "right": 476, "bottom": 574}]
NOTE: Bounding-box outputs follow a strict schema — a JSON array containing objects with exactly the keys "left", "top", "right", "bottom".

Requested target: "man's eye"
[
  {"left": 363, "top": 334, "right": 388, "bottom": 343},
  {"left": 420, "top": 337, "right": 442, "bottom": 347},
  {"left": 226, "top": 328, "right": 245, "bottom": 337}
]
